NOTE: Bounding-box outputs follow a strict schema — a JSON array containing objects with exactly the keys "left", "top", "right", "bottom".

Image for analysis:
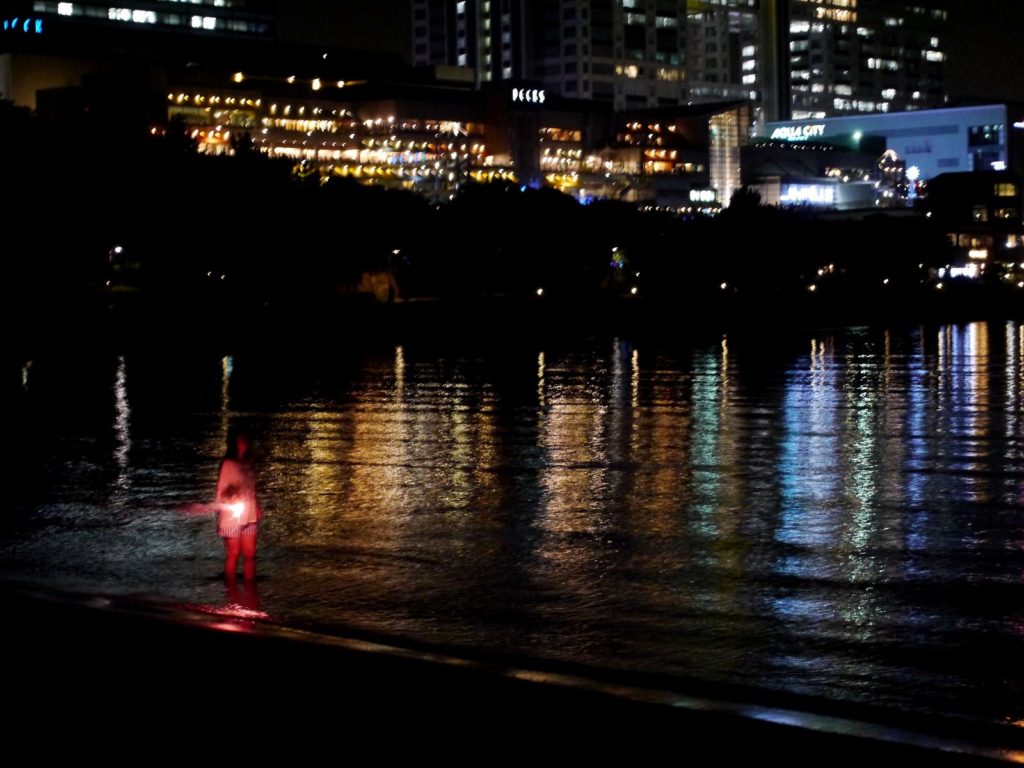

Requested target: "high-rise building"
[
  {"left": 785, "top": 0, "right": 948, "bottom": 118},
  {"left": 25, "top": 0, "right": 273, "bottom": 38},
  {"left": 411, "top": 0, "right": 530, "bottom": 84},
  {"left": 412, "top": 0, "right": 948, "bottom": 120},
  {"left": 413, "top": 0, "right": 691, "bottom": 110}
]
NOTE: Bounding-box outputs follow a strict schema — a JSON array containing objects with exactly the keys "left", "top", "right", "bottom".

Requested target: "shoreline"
[
  {"left": 8, "top": 288, "right": 1023, "bottom": 355},
  {"left": 5, "top": 582, "right": 1021, "bottom": 761}
]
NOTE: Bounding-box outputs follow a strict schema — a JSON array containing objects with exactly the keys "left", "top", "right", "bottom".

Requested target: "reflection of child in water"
[{"left": 216, "top": 427, "right": 262, "bottom": 582}]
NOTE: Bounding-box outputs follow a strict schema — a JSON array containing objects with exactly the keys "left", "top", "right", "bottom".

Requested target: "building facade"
[
  {"left": 412, "top": 0, "right": 948, "bottom": 120},
  {"left": 787, "top": 0, "right": 947, "bottom": 119},
  {"left": 23, "top": 0, "right": 272, "bottom": 38}
]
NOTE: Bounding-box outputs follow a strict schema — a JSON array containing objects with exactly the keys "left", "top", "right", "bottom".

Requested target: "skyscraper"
[
  {"left": 25, "top": 0, "right": 273, "bottom": 38},
  {"left": 413, "top": 0, "right": 691, "bottom": 110},
  {"left": 787, "top": 0, "right": 947, "bottom": 118},
  {"left": 412, "top": 0, "right": 530, "bottom": 84},
  {"left": 411, "top": 0, "right": 948, "bottom": 117}
]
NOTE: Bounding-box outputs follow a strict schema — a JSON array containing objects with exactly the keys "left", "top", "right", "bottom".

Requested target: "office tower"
[
  {"left": 413, "top": 0, "right": 690, "bottom": 109},
  {"left": 412, "top": 0, "right": 948, "bottom": 117},
  {"left": 412, "top": 0, "right": 530, "bottom": 84},
  {"left": 786, "top": 0, "right": 947, "bottom": 118},
  {"left": 24, "top": 0, "right": 273, "bottom": 38}
]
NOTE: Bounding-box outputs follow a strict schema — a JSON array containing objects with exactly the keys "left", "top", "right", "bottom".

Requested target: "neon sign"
[
  {"left": 769, "top": 124, "right": 826, "bottom": 141},
  {"left": 2, "top": 17, "right": 44, "bottom": 34},
  {"left": 779, "top": 184, "right": 835, "bottom": 205},
  {"left": 512, "top": 88, "right": 546, "bottom": 105}
]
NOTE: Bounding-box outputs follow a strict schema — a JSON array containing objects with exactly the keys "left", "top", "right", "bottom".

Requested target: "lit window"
[
  {"left": 742, "top": 59, "right": 755, "bottom": 71},
  {"left": 742, "top": 73, "right": 756, "bottom": 84},
  {"left": 995, "top": 208, "right": 1019, "bottom": 220},
  {"left": 930, "top": 36, "right": 939, "bottom": 47},
  {"left": 925, "top": 50, "right": 944, "bottom": 63},
  {"left": 881, "top": 88, "right": 896, "bottom": 99},
  {"left": 834, "top": 84, "right": 852, "bottom": 96},
  {"left": 995, "top": 183, "right": 1018, "bottom": 197},
  {"left": 972, "top": 206, "right": 989, "bottom": 222},
  {"left": 456, "top": 1, "right": 466, "bottom": 14},
  {"left": 742, "top": 45, "right": 755, "bottom": 57},
  {"left": 457, "top": 53, "right": 467, "bottom": 66},
  {"left": 655, "top": 16, "right": 677, "bottom": 28},
  {"left": 57, "top": 3, "right": 73, "bottom": 16},
  {"left": 191, "top": 15, "right": 216, "bottom": 30}
]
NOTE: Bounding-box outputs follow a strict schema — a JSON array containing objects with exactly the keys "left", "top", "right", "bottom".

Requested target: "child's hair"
[{"left": 222, "top": 484, "right": 241, "bottom": 502}]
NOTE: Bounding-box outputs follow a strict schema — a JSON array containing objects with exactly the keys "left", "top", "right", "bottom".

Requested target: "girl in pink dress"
[{"left": 216, "top": 427, "right": 262, "bottom": 581}]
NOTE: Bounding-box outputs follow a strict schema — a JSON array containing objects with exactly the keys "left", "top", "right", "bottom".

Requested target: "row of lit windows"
[{"left": 35, "top": 1, "right": 264, "bottom": 32}]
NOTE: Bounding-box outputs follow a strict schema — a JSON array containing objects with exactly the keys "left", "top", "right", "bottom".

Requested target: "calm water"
[{"left": 6, "top": 321, "right": 1023, "bottom": 726}]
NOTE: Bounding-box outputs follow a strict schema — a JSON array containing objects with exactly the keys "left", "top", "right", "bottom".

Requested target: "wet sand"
[{"left": 4, "top": 584, "right": 1021, "bottom": 763}]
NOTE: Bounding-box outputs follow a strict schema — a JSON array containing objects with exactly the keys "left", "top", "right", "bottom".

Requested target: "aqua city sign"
[
  {"left": 2, "top": 17, "right": 44, "bottom": 34},
  {"left": 770, "top": 124, "right": 826, "bottom": 141},
  {"left": 511, "top": 87, "right": 546, "bottom": 105}
]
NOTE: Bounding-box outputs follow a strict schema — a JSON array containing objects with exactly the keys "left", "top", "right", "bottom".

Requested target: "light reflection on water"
[{"left": 5, "top": 321, "right": 1023, "bottom": 725}]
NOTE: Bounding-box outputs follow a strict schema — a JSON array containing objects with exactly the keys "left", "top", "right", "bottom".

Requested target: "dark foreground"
[{"left": 6, "top": 585, "right": 1021, "bottom": 762}]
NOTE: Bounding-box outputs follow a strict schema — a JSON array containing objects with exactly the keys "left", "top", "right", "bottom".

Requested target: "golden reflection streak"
[{"left": 537, "top": 351, "right": 545, "bottom": 408}]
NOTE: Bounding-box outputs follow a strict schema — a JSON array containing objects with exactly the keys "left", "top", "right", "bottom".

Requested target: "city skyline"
[{"left": 275, "top": 0, "right": 1024, "bottom": 106}]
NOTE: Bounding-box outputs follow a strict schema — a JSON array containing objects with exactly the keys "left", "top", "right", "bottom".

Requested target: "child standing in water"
[{"left": 216, "top": 426, "right": 262, "bottom": 581}]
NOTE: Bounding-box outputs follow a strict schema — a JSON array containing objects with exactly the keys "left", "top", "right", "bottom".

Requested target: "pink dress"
[{"left": 215, "top": 457, "right": 262, "bottom": 538}]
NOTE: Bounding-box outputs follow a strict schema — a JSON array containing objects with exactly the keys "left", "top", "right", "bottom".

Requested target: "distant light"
[
  {"left": 883, "top": 278, "right": 889, "bottom": 285},
  {"left": 630, "top": 287, "right": 638, "bottom": 295},
  {"left": 536, "top": 288, "right": 544, "bottom": 296},
  {"left": 926, "top": 211, "right": 932, "bottom": 217},
  {"left": 1014, "top": 121, "right": 1024, "bottom": 130},
  {"left": 968, "top": 249, "right": 988, "bottom": 260},
  {"left": 311, "top": 78, "right": 322, "bottom": 91},
  {"left": 990, "top": 161, "right": 1007, "bottom": 171},
  {"left": 853, "top": 131, "right": 863, "bottom": 141},
  {"left": 935, "top": 282, "right": 943, "bottom": 290},
  {"left": 287, "top": 75, "right": 296, "bottom": 84},
  {"left": 949, "top": 263, "right": 979, "bottom": 279},
  {"left": 58, "top": 3, "right": 73, "bottom": 16},
  {"left": 232, "top": 72, "right": 244, "bottom": 83},
  {"left": 906, "top": 165, "right": 920, "bottom": 181},
  {"left": 720, "top": 282, "right": 728, "bottom": 290},
  {"left": 337, "top": 80, "right": 346, "bottom": 88},
  {"left": 113, "top": 245, "right": 124, "bottom": 255},
  {"left": 1018, "top": 281, "right": 1024, "bottom": 288},
  {"left": 808, "top": 285, "right": 817, "bottom": 292},
  {"left": 322, "top": 52, "right": 328, "bottom": 60}
]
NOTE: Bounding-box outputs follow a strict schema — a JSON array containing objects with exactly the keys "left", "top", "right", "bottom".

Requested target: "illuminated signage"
[
  {"left": 689, "top": 189, "right": 716, "bottom": 203},
  {"left": 779, "top": 184, "right": 835, "bottom": 205},
  {"left": 2, "top": 17, "right": 44, "bottom": 34},
  {"left": 949, "top": 263, "right": 979, "bottom": 279},
  {"left": 512, "top": 88, "right": 546, "bottom": 105},
  {"left": 769, "top": 124, "right": 826, "bottom": 141}
]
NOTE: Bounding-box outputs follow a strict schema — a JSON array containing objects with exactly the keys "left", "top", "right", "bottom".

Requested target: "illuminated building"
[
  {"left": 749, "top": 105, "right": 1010, "bottom": 209},
  {"left": 926, "top": 171, "right": 1023, "bottom": 278},
  {"left": 413, "top": 0, "right": 692, "bottom": 110},
  {"left": 787, "top": 0, "right": 948, "bottom": 119},
  {"left": 25, "top": 0, "right": 272, "bottom": 38},
  {"left": 412, "top": 0, "right": 529, "bottom": 85},
  {"left": 156, "top": 69, "right": 745, "bottom": 207},
  {"left": 412, "top": 1, "right": 948, "bottom": 126}
]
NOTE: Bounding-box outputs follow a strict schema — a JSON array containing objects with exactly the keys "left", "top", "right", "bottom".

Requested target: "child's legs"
[
  {"left": 223, "top": 535, "right": 241, "bottom": 578},
  {"left": 240, "top": 531, "right": 257, "bottom": 581}
]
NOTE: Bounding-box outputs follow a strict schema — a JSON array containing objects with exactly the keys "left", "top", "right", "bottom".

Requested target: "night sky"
[{"left": 274, "top": 0, "right": 1024, "bottom": 105}]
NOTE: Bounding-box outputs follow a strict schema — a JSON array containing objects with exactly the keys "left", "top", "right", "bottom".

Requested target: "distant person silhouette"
[{"left": 216, "top": 426, "right": 262, "bottom": 582}]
